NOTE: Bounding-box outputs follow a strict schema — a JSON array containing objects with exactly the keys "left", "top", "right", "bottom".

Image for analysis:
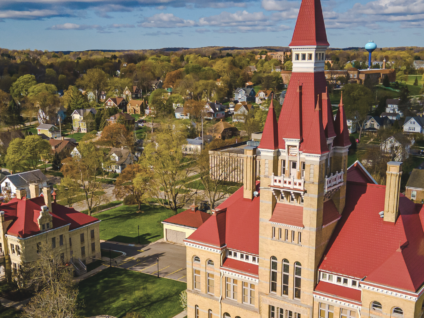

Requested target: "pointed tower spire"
[
  {"left": 333, "top": 91, "right": 351, "bottom": 147},
  {"left": 259, "top": 99, "right": 278, "bottom": 150},
  {"left": 322, "top": 86, "right": 336, "bottom": 138},
  {"left": 302, "top": 99, "right": 328, "bottom": 154},
  {"left": 289, "top": 0, "right": 329, "bottom": 47}
]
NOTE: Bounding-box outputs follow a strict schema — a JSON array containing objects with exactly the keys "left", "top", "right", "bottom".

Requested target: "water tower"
[{"left": 365, "top": 41, "right": 377, "bottom": 69}]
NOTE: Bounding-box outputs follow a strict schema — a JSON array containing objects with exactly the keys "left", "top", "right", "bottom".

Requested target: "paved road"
[
  {"left": 72, "top": 183, "right": 117, "bottom": 212},
  {"left": 101, "top": 241, "right": 187, "bottom": 283}
]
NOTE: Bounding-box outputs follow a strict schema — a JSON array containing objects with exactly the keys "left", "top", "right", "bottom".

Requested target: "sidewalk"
[
  {"left": 173, "top": 310, "right": 187, "bottom": 318},
  {"left": 74, "top": 264, "right": 108, "bottom": 283}
]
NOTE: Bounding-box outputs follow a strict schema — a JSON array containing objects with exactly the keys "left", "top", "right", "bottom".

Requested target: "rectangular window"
[
  {"left": 91, "top": 242, "right": 95, "bottom": 253},
  {"left": 298, "top": 232, "right": 302, "bottom": 244},
  {"left": 412, "top": 191, "right": 417, "bottom": 200},
  {"left": 322, "top": 272, "right": 327, "bottom": 280},
  {"left": 282, "top": 160, "right": 286, "bottom": 175},
  {"left": 343, "top": 278, "right": 348, "bottom": 285},
  {"left": 294, "top": 263, "right": 301, "bottom": 299},
  {"left": 272, "top": 227, "right": 276, "bottom": 239},
  {"left": 308, "top": 53, "right": 313, "bottom": 60},
  {"left": 59, "top": 235, "right": 64, "bottom": 246},
  {"left": 225, "top": 277, "right": 238, "bottom": 300},
  {"left": 69, "top": 237, "right": 72, "bottom": 247},
  {"left": 319, "top": 303, "right": 334, "bottom": 318},
  {"left": 295, "top": 54, "right": 299, "bottom": 61},
  {"left": 279, "top": 308, "right": 284, "bottom": 318},
  {"left": 16, "top": 245, "right": 21, "bottom": 255},
  {"left": 46, "top": 223, "right": 50, "bottom": 229},
  {"left": 37, "top": 242, "right": 41, "bottom": 254},
  {"left": 91, "top": 229, "right": 95, "bottom": 239},
  {"left": 301, "top": 53, "right": 306, "bottom": 60},
  {"left": 52, "top": 237, "right": 56, "bottom": 249},
  {"left": 295, "top": 314, "right": 301, "bottom": 318},
  {"left": 270, "top": 305, "right": 276, "bottom": 318},
  {"left": 352, "top": 280, "right": 357, "bottom": 287},
  {"left": 194, "top": 269, "right": 201, "bottom": 290},
  {"left": 81, "top": 246, "right": 86, "bottom": 258},
  {"left": 229, "top": 251, "right": 232, "bottom": 257},
  {"left": 207, "top": 273, "right": 214, "bottom": 294},
  {"left": 80, "top": 233, "right": 85, "bottom": 244},
  {"left": 285, "top": 229, "right": 288, "bottom": 241},
  {"left": 337, "top": 277, "right": 342, "bottom": 283},
  {"left": 328, "top": 274, "right": 333, "bottom": 282},
  {"left": 271, "top": 257, "right": 278, "bottom": 293},
  {"left": 60, "top": 253, "right": 65, "bottom": 263},
  {"left": 42, "top": 224, "right": 45, "bottom": 231},
  {"left": 291, "top": 231, "right": 295, "bottom": 242},
  {"left": 243, "top": 282, "right": 255, "bottom": 305},
  {"left": 279, "top": 228, "right": 282, "bottom": 240},
  {"left": 282, "top": 260, "right": 289, "bottom": 296},
  {"left": 301, "top": 162, "right": 306, "bottom": 178},
  {"left": 287, "top": 310, "right": 293, "bottom": 318},
  {"left": 341, "top": 309, "right": 356, "bottom": 318}
]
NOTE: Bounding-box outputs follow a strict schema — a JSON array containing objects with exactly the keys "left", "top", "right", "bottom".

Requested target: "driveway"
[{"left": 101, "top": 241, "right": 187, "bottom": 283}]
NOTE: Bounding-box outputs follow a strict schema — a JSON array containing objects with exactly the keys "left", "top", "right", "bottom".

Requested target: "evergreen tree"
[
  {"left": 383, "top": 75, "right": 390, "bottom": 87},
  {"left": 69, "top": 86, "right": 89, "bottom": 111},
  {"left": 95, "top": 109, "right": 103, "bottom": 130},
  {"left": 52, "top": 153, "right": 62, "bottom": 171},
  {"left": 414, "top": 77, "right": 419, "bottom": 86}
]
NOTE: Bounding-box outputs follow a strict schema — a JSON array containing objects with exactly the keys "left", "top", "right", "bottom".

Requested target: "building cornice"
[
  {"left": 184, "top": 239, "right": 224, "bottom": 254},
  {"left": 221, "top": 268, "right": 259, "bottom": 283}
]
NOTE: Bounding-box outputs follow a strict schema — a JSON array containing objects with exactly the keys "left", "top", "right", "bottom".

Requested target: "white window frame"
[
  {"left": 207, "top": 272, "right": 214, "bottom": 295},
  {"left": 193, "top": 269, "right": 201, "bottom": 290},
  {"left": 226, "top": 277, "right": 238, "bottom": 300},
  {"left": 319, "top": 303, "right": 334, "bottom": 318},
  {"left": 242, "top": 282, "right": 255, "bottom": 305}
]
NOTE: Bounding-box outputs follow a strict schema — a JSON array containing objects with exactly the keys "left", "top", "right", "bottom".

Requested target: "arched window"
[
  {"left": 270, "top": 256, "right": 278, "bottom": 293},
  {"left": 282, "top": 259, "right": 289, "bottom": 296},
  {"left": 207, "top": 260, "right": 214, "bottom": 267},
  {"left": 193, "top": 256, "right": 200, "bottom": 263},
  {"left": 294, "top": 262, "right": 302, "bottom": 299},
  {"left": 195, "top": 305, "right": 199, "bottom": 318},
  {"left": 371, "top": 301, "right": 382, "bottom": 312},
  {"left": 208, "top": 309, "right": 213, "bottom": 318},
  {"left": 223, "top": 313, "right": 231, "bottom": 318},
  {"left": 392, "top": 307, "right": 403, "bottom": 317}
]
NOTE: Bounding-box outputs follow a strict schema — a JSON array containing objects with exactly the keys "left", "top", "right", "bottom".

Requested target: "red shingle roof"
[
  {"left": 259, "top": 99, "right": 279, "bottom": 150},
  {"left": 162, "top": 208, "right": 211, "bottom": 229},
  {"left": 222, "top": 258, "right": 259, "bottom": 277},
  {"left": 289, "top": 0, "right": 329, "bottom": 47},
  {"left": 333, "top": 93, "right": 351, "bottom": 147},
  {"left": 314, "top": 281, "right": 361, "bottom": 304},
  {"left": 270, "top": 203, "right": 303, "bottom": 227},
  {"left": 322, "top": 200, "right": 341, "bottom": 227}
]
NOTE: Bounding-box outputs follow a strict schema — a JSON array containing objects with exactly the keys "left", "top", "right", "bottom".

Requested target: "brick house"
[{"left": 405, "top": 169, "right": 424, "bottom": 203}]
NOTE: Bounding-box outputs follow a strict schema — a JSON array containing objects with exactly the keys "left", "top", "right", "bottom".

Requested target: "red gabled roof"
[
  {"left": 333, "top": 92, "right": 351, "bottom": 147},
  {"left": 314, "top": 281, "right": 361, "bottom": 304},
  {"left": 187, "top": 208, "right": 226, "bottom": 247},
  {"left": 321, "top": 88, "right": 336, "bottom": 139},
  {"left": 322, "top": 200, "right": 340, "bottom": 227},
  {"left": 222, "top": 258, "right": 259, "bottom": 277},
  {"left": 320, "top": 181, "right": 424, "bottom": 292},
  {"left": 302, "top": 102, "right": 329, "bottom": 154},
  {"left": 270, "top": 203, "right": 303, "bottom": 227},
  {"left": 347, "top": 161, "right": 377, "bottom": 184},
  {"left": 2, "top": 197, "right": 99, "bottom": 238},
  {"left": 289, "top": 0, "right": 329, "bottom": 47},
  {"left": 163, "top": 208, "right": 211, "bottom": 229},
  {"left": 259, "top": 99, "right": 279, "bottom": 150}
]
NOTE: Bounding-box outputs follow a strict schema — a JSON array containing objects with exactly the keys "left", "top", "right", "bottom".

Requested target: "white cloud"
[
  {"left": 0, "top": 9, "right": 64, "bottom": 19},
  {"left": 48, "top": 23, "right": 100, "bottom": 30},
  {"left": 140, "top": 13, "right": 196, "bottom": 28}
]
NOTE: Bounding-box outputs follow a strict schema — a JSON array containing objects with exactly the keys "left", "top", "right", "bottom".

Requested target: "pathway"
[
  {"left": 173, "top": 310, "right": 187, "bottom": 318},
  {"left": 0, "top": 296, "right": 31, "bottom": 310}
]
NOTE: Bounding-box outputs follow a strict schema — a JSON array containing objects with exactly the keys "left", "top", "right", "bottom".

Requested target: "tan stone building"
[
  {"left": 405, "top": 169, "right": 424, "bottom": 203},
  {"left": 183, "top": 1, "right": 424, "bottom": 317},
  {"left": 127, "top": 99, "right": 145, "bottom": 115},
  {"left": 0, "top": 185, "right": 100, "bottom": 278}
]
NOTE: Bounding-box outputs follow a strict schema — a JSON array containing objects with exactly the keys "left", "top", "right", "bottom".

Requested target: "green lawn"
[
  {"left": 20, "top": 125, "right": 37, "bottom": 136},
  {"left": 96, "top": 204, "right": 182, "bottom": 244},
  {"left": 64, "top": 132, "right": 86, "bottom": 142},
  {"left": 57, "top": 191, "right": 105, "bottom": 206},
  {"left": 81, "top": 200, "right": 122, "bottom": 215},
  {"left": 135, "top": 126, "right": 148, "bottom": 139},
  {"left": 77, "top": 267, "right": 186, "bottom": 318},
  {"left": 348, "top": 153, "right": 358, "bottom": 166},
  {"left": 186, "top": 180, "right": 242, "bottom": 194}
]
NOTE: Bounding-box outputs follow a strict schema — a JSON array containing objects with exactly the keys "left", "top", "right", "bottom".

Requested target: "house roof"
[
  {"left": 347, "top": 161, "right": 378, "bottom": 184},
  {"left": 259, "top": 99, "right": 278, "bottom": 150},
  {"left": 406, "top": 169, "right": 424, "bottom": 189},
  {"left": 404, "top": 116, "right": 424, "bottom": 128},
  {"left": 49, "top": 139, "right": 78, "bottom": 154},
  {"left": 108, "top": 147, "right": 132, "bottom": 165},
  {"left": 1, "top": 196, "right": 99, "bottom": 238},
  {"left": 255, "top": 90, "right": 273, "bottom": 98},
  {"left": 319, "top": 180, "right": 424, "bottom": 292},
  {"left": 314, "top": 281, "right": 361, "bottom": 304},
  {"left": 72, "top": 108, "right": 97, "bottom": 117},
  {"left": 222, "top": 258, "right": 259, "bottom": 277},
  {"left": 127, "top": 99, "right": 144, "bottom": 107},
  {"left": 37, "top": 124, "right": 56, "bottom": 130},
  {"left": 4, "top": 170, "right": 48, "bottom": 188},
  {"left": 107, "top": 97, "right": 125, "bottom": 106},
  {"left": 386, "top": 99, "right": 400, "bottom": 105},
  {"left": 234, "top": 103, "right": 252, "bottom": 113},
  {"left": 209, "top": 120, "right": 238, "bottom": 135},
  {"left": 289, "top": 0, "right": 329, "bottom": 47},
  {"left": 162, "top": 207, "right": 211, "bottom": 229},
  {"left": 109, "top": 112, "right": 135, "bottom": 122}
]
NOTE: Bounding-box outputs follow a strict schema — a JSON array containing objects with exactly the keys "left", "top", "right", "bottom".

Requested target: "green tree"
[
  {"left": 27, "top": 83, "right": 57, "bottom": 97},
  {"left": 414, "top": 77, "right": 419, "bottom": 86},
  {"left": 63, "top": 86, "right": 89, "bottom": 112},
  {"left": 10, "top": 74, "right": 37, "bottom": 98},
  {"left": 76, "top": 68, "right": 109, "bottom": 103},
  {"left": 56, "top": 176, "right": 80, "bottom": 207},
  {"left": 5, "top": 135, "right": 51, "bottom": 172},
  {"left": 5, "top": 98, "right": 23, "bottom": 128},
  {"left": 342, "top": 84, "right": 374, "bottom": 141},
  {"left": 149, "top": 89, "right": 171, "bottom": 117}
]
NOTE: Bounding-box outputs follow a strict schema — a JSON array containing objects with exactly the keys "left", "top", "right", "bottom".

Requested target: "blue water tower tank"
[{"left": 365, "top": 41, "right": 377, "bottom": 68}]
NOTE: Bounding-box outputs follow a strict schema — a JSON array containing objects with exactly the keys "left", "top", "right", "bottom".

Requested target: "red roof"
[
  {"left": 320, "top": 181, "right": 424, "bottom": 292},
  {"left": 322, "top": 200, "right": 341, "bottom": 226},
  {"left": 314, "top": 281, "right": 361, "bottom": 304},
  {"left": 222, "top": 258, "right": 259, "bottom": 277},
  {"left": 289, "top": 0, "right": 329, "bottom": 47},
  {"left": 347, "top": 161, "right": 377, "bottom": 184},
  {"left": 163, "top": 208, "right": 211, "bottom": 229},
  {"left": 278, "top": 72, "right": 331, "bottom": 154},
  {"left": 259, "top": 99, "right": 279, "bottom": 150},
  {"left": 2, "top": 197, "right": 99, "bottom": 238},
  {"left": 270, "top": 203, "right": 303, "bottom": 227},
  {"left": 333, "top": 93, "right": 351, "bottom": 147},
  {"left": 188, "top": 183, "right": 260, "bottom": 255},
  {"left": 322, "top": 89, "right": 336, "bottom": 139}
]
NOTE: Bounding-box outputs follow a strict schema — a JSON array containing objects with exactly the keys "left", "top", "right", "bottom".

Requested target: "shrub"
[{"left": 124, "top": 194, "right": 137, "bottom": 205}]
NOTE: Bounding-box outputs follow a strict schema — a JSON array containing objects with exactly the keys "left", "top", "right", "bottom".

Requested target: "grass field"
[
  {"left": 96, "top": 204, "right": 184, "bottom": 244},
  {"left": 405, "top": 75, "right": 424, "bottom": 95},
  {"left": 77, "top": 267, "right": 186, "bottom": 318},
  {"left": 64, "top": 132, "right": 86, "bottom": 142}
]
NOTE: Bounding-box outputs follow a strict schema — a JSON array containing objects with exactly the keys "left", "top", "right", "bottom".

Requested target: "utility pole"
[
  {"left": 157, "top": 257, "right": 159, "bottom": 278},
  {"left": 138, "top": 225, "right": 140, "bottom": 244}
]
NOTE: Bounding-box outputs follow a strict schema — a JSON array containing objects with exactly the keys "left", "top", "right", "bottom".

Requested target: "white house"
[
  {"left": 71, "top": 147, "right": 81, "bottom": 158},
  {"left": 0, "top": 170, "right": 48, "bottom": 198},
  {"left": 380, "top": 134, "right": 413, "bottom": 162},
  {"left": 403, "top": 116, "right": 424, "bottom": 134},
  {"left": 385, "top": 99, "right": 404, "bottom": 118},
  {"left": 71, "top": 108, "right": 97, "bottom": 133},
  {"left": 104, "top": 147, "right": 134, "bottom": 174},
  {"left": 255, "top": 90, "right": 273, "bottom": 104},
  {"left": 347, "top": 119, "right": 358, "bottom": 134}
]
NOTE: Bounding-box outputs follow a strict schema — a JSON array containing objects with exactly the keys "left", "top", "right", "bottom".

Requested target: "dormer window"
[
  {"left": 295, "top": 54, "right": 299, "bottom": 61},
  {"left": 301, "top": 54, "right": 306, "bottom": 60},
  {"left": 308, "top": 54, "right": 313, "bottom": 60}
]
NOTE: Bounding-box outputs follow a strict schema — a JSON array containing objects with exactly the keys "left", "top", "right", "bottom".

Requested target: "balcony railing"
[
  {"left": 271, "top": 174, "right": 305, "bottom": 191},
  {"left": 325, "top": 171, "right": 344, "bottom": 193}
]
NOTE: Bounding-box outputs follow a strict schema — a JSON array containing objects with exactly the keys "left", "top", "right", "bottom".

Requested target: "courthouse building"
[{"left": 183, "top": 0, "right": 424, "bottom": 317}]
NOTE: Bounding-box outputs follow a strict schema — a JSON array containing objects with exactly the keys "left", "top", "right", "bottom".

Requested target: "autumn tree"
[
  {"left": 10, "top": 74, "right": 37, "bottom": 99},
  {"left": 141, "top": 124, "right": 195, "bottom": 213},
  {"left": 184, "top": 100, "right": 204, "bottom": 120},
  {"left": 62, "top": 86, "right": 89, "bottom": 112},
  {"left": 108, "top": 77, "right": 133, "bottom": 98},
  {"left": 163, "top": 69, "right": 183, "bottom": 88},
  {"left": 114, "top": 164, "right": 153, "bottom": 210},
  {"left": 100, "top": 123, "right": 134, "bottom": 149},
  {"left": 61, "top": 143, "right": 105, "bottom": 216},
  {"left": 76, "top": 68, "right": 109, "bottom": 102},
  {"left": 56, "top": 176, "right": 80, "bottom": 207},
  {"left": 22, "top": 243, "right": 79, "bottom": 318},
  {"left": 5, "top": 135, "right": 50, "bottom": 172}
]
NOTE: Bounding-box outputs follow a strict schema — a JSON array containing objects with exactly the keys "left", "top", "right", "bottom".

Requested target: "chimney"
[
  {"left": 16, "top": 189, "right": 27, "bottom": 200},
  {"left": 243, "top": 147, "right": 257, "bottom": 200},
  {"left": 42, "top": 187, "right": 52, "bottom": 212},
  {"left": 383, "top": 161, "right": 402, "bottom": 223},
  {"left": 29, "top": 183, "right": 40, "bottom": 199}
]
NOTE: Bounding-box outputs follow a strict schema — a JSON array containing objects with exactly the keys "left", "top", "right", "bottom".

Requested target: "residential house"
[
  {"left": 71, "top": 108, "right": 97, "bottom": 133},
  {"left": 380, "top": 112, "right": 400, "bottom": 121},
  {"left": 228, "top": 102, "right": 236, "bottom": 112},
  {"left": 84, "top": 91, "right": 96, "bottom": 102},
  {"left": 347, "top": 119, "right": 358, "bottom": 134},
  {"left": 49, "top": 139, "right": 78, "bottom": 159},
  {"left": 161, "top": 204, "right": 211, "bottom": 244},
  {"left": 216, "top": 79, "right": 223, "bottom": 87},
  {"left": 413, "top": 60, "right": 424, "bottom": 69},
  {"left": 234, "top": 87, "right": 256, "bottom": 103},
  {"left": 233, "top": 103, "right": 252, "bottom": 122},
  {"left": 255, "top": 90, "right": 273, "bottom": 104},
  {"left": 38, "top": 106, "right": 66, "bottom": 125},
  {"left": 386, "top": 99, "right": 404, "bottom": 118},
  {"left": 204, "top": 102, "right": 226, "bottom": 120},
  {"left": 380, "top": 134, "right": 413, "bottom": 161},
  {"left": 37, "top": 124, "right": 61, "bottom": 139},
  {"left": 208, "top": 120, "right": 239, "bottom": 140},
  {"left": 151, "top": 79, "right": 163, "bottom": 90},
  {"left": 0, "top": 170, "right": 48, "bottom": 198},
  {"left": 105, "top": 147, "right": 135, "bottom": 174},
  {"left": 123, "top": 86, "right": 142, "bottom": 100},
  {"left": 0, "top": 187, "right": 101, "bottom": 278},
  {"left": 70, "top": 147, "right": 81, "bottom": 158},
  {"left": 127, "top": 99, "right": 144, "bottom": 115},
  {"left": 363, "top": 115, "right": 392, "bottom": 132},
  {"left": 175, "top": 107, "right": 190, "bottom": 120},
  {"left": 107, "top": 113, "right": 135, "bottom": 127},
  {"left": 182, "top": 139, "right": 203, "bottom": 154},
  {"left": 405, "top": 169, "right": 424, "bottom": 203},
  {"left": 403, "top": 116, "right": 424, "bottom": 134},
  {"left": 104, "top": 97, "right": 127, "bottom": 112}
]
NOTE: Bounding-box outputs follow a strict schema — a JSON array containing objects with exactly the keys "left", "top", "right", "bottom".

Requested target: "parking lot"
[{"left": 101, "top": 241, "right": 187, "bottom": 283}]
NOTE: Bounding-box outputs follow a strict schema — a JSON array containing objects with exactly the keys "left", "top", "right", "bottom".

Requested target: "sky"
[{"left": 0, "top": 0, "right": 423, "bottom": 51}]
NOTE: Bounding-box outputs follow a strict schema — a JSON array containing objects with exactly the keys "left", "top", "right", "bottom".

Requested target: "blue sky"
[{"left": 0, "top": 0, "right": 422, "bottom": 51}]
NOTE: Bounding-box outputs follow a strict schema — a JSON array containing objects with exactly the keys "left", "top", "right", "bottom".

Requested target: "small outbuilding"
[{"left": 162, "top": 204, "right": 211, "bottom": 244}]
